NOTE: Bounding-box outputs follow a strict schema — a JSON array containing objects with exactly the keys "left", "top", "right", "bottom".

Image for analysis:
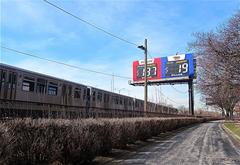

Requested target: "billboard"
[
  {"left": 133, "top": 58, "right": 161, "bottom": 82},
  {"left": 132, "top": 53, "right": 195, "bottom": 84}
]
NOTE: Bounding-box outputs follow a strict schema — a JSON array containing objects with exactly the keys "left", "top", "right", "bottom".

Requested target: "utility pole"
[
  {"left": 138, "top": 39, "right": 148, "bottom": 116},
  {"left": 144, "top": 39, "right": 148, "bottom": 115}
]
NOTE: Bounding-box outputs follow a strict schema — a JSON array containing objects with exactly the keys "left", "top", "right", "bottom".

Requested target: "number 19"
[{"left": 179, "top": 63, "right": 188, "bottom": 73}]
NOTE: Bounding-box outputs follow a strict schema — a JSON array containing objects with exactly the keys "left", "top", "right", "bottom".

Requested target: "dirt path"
[{"left": 105, "top": 121, "right": 240, "bottom": 165}]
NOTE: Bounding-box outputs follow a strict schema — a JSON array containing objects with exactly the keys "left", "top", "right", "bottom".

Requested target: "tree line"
[{"left": 189, "top": 11, "right": 240, "bottom": 118}]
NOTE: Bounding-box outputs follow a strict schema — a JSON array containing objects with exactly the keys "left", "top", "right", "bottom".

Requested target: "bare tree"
[{"left": 189, "top": 11, "right": 240, "bottom": 118}]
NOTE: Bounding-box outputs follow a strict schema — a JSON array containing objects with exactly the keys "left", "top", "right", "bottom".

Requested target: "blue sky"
[{"left": 1, "top": 0, "right": 239, "bottom": 109}]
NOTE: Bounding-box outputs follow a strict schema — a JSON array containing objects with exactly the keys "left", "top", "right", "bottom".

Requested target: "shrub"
[{"left": 0, "top": 117, "right": 208, "bottom": 164}]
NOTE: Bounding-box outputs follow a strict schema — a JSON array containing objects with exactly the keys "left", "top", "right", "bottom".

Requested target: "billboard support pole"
[{"left": 188, "top": 79, "right": 194, "bottom": 115}]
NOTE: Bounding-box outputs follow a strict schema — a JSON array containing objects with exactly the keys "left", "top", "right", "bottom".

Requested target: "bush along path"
[{"left": 0, "top": 117, "right": 211, "bottom": 164}]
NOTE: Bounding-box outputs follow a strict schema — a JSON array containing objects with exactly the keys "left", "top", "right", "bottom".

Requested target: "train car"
[{"left": 0, "top": 63, "right": 178, "bottom": 118}]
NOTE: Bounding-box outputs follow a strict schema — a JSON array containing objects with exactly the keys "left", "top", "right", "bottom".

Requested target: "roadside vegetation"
[
  {"left": 224, "top": 122, "right": 240, "bottom": 137},
  {"left": 189, "top": 11, "right": 240, "bottom": 118},
  {"left": 0, "top": 117, "right": 207, "bottom": 164}
]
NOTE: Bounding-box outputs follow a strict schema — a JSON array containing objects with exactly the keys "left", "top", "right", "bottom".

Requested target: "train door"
[
  {"left": 68, "top": 85, "right": 72, "bottom": 106},
  {"left": 7, "top": 71, "right": 17, "bottom": 100},
  {"left": 0, "top": 69, "right": 7, "bottom": 99},
  {"left": 124, "top": 98, "right": 128, "bottom": 110},
  {"left": 132, "top": 98, "right": 136, "bottom": 111},
  {"left": 85, "top": 87, "right": 91, "bottom": 117},
  {"left": 0, "top": 69, "right": 17, "bottom": 100},
  {"left": 61, "top": 84, "right": 67, "bottom": 105},
  {"left": 62, "top": 84, "right": 73, "bottom": 106}
]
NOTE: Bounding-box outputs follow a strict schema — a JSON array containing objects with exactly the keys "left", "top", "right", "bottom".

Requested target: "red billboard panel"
[{"left": 133, "top": 58, "right": 162, "bottom": 82}]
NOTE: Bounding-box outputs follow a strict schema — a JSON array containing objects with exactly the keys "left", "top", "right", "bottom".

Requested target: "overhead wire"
[
  {"left": 1, "top": 45, "right": 131, "bottom": 79},
  {"left": 1, "top": 45, "right": 186, "bottom": 104},
  {"left": 160, "top": 93, "right": 179, "bottom": 105},
  {"left": 3, "top": 1, "right": 188, "bottom": 100},
  {"left": 153, "top": 86, "right": 180, "bottom": 105},
  {"left": 171, "top": 85, "right": 188, "bottom": 94},
  {"left": 147, "top": 50, "right": 154, "bottom": 59},
  {"left": 1, "top": 0, "right": 154, "bottom": 81},
  {"left": 43, "top": 0, "right": 139, "bottom": 47},
  {"left": 2, "top": 1, "right": 189, "bottom": 107}
]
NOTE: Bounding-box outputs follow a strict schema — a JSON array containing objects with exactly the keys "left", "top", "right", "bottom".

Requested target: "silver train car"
[{"left": 0, "top": 63, "right": 178, "bottom": 118}]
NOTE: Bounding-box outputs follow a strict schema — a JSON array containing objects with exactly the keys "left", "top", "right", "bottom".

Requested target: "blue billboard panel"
[{"left": 161, "top": 53, "right": 194, "bottom": 79}]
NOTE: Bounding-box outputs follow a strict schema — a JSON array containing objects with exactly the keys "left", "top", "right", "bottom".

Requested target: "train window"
[
  {"left": 129, "top": 101, "right": 132, "bottom": 106},
  {"left": 12, "top": 73, "right": 17, "bottom": 88},
  {"left": 7, "top": 72, "right": 17, "bottom": 89},
  {"left": 74, "top": 88, "right": 81, "bottom": 98},
  {"left": 119, "top": 98, "right": 123, "bottom": 105},
  {"left": 97, "top": 92, "right": 102, "bottom": 102},
  {"left": 104, "top": 93, "right": 109, "bottom": 103},
  {"left": 68, "top": 86, "right": 72, "bottom": 97},
  {"left": 112, "top": 96, "right": 116, "bottom": 104},
  {"left": 113, "top": 96, "right": 115, "bottom": 104},
  {"left": 0, "top": 70, "right": 5, "bottom": 93},
  {"left": 22, "top": 82, "right": 30, "bottom": 91},
  {"left": 62, "top": 85, "right": 66, "bottom": 96},
  {"left": 124, "top": 98, "right": 128, "bottom": 105},
  {"left": 135, "top": 102, "right": 138, "bottom": 108},
  {"left": 8, "top": 73, "right": 12, "bottom": 88},
  {"left": 112, "top": 96, "right": 115, "bottom": 104},
  {"left": 92, "top": 91, "right": 96, "bottom": 101},
  {"left": 36, "top": 78, "right": 47, "bottom": 94},
  {"left": 83, "top": 89, "right": 86, "bottom": 100},
  {"left": 106, "top": 94, "right": 109, "bottom": 102},
  {"left": 48, "top": 86, "right": 57, "bottom": 95},
  {"left": 1, "top": 71, "right": 6, "bottom": 87},
  {"left": 22, "top": 76, "right": 35, "bottom": 92},
  {"left": 104, "top": 93, "right": 106, "bottom": 103},
  {"left": 48, "top": 82, "right": 58, "bottom": 96},
  {"left": 114, "top": 96, "right": 119, "bottom": 104}
]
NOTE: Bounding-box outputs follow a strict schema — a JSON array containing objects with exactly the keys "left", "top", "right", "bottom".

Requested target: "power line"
[
  {"left": 171, "top": 85, "right": 188, "bottom": 94},
  {"left": 42, "top": 0, "right": 152, "bottom": 80},
  {"left": 43, "top": 0, "right": 138, "bottom": 47},
  {"left": 154, "top": 86, "right": 180, "bottom": 105},
  {"left": 147, "top": 50, "right": 154, "bottom": 59},
  {"left": 161, "top": 93, "right": 179, "bottom": 104},
  {"left": 1, "top": 45, "right": 131, "bottom": 79}
]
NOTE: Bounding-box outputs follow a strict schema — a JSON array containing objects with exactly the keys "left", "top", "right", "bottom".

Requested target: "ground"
[{"left": 97, "top": 121, "right": 240, "bottom": 165}]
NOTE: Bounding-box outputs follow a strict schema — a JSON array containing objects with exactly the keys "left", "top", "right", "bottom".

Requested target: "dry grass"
[
  {"left": 224, "top": 122, "right": 240, "bottom": 137},
  {"left": 0, "top": 117, "right": 207, "bottom": 164}
]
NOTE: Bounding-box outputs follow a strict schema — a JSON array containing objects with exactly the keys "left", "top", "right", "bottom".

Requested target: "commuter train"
[{"left": 0, "top": 63, "right": 178, "bottom": 118}]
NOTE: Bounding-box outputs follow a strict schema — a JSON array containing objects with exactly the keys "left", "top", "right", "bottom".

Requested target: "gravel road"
[{"left": 106, "top": 121, "right": 240, "bottom": 165}]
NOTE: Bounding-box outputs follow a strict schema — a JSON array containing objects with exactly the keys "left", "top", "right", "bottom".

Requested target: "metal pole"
[
  {"left": 188, "top": 79, "right": 194, "bottom": 115},
  {"left": 144, "top": 39, "right": 148, "bottom": 116}
]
